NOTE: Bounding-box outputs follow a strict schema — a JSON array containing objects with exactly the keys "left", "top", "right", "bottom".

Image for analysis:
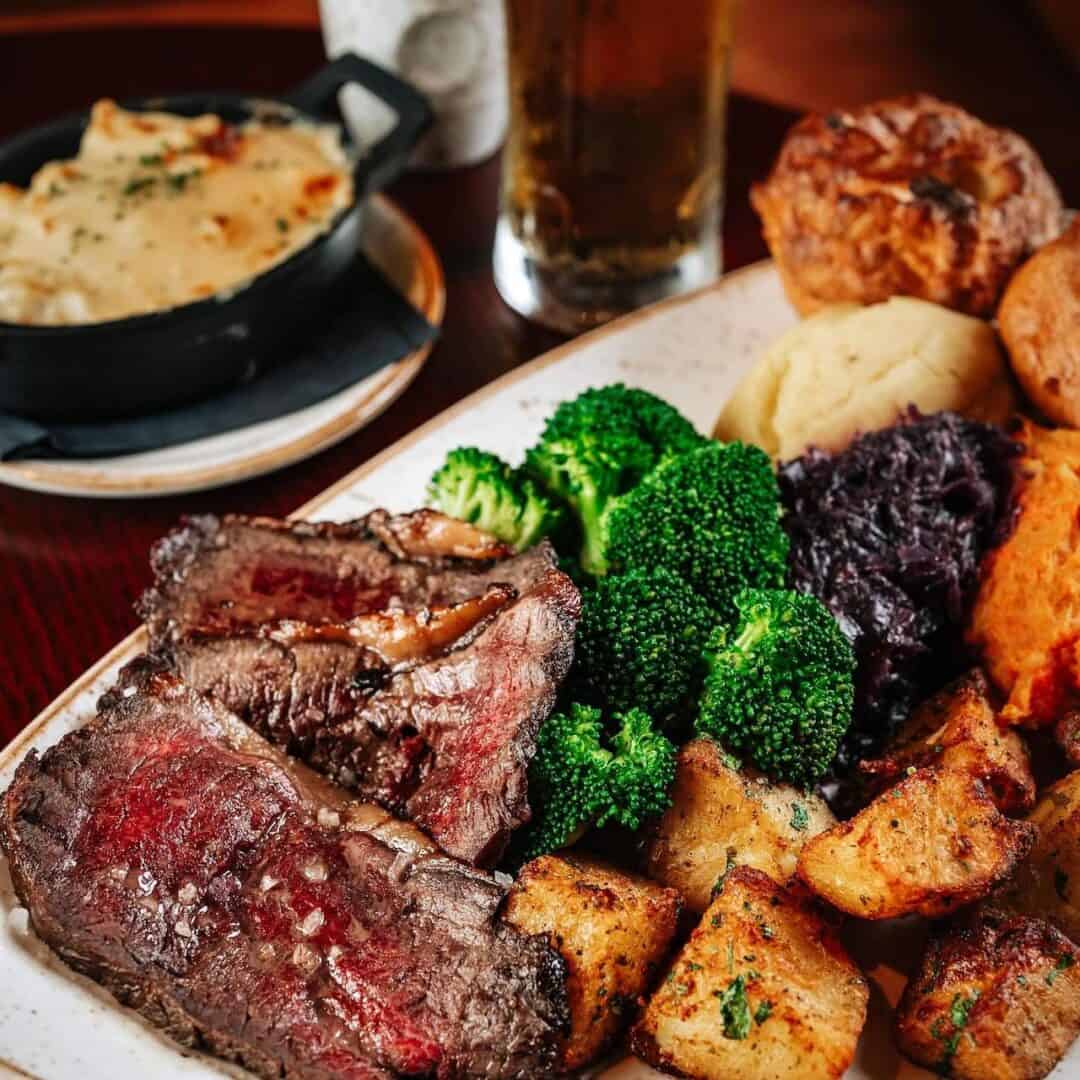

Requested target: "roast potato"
[
  {"left": 798, "top": 765, "right": 1035, "bottom": 919},
  {"left": 751, "top": 94, "right": 1063, "bottom": 318},
  {"left": 1001, "top": 769, "right": 1080, "bottom": 944},
  {"left": 968, "top": 422, "right": 1080, "bottom": 728},
  {"left": 1055, "top": 709, "right": 1080, "bottom": 768},
  {"left": 858, "top": 670, "right": 1035, "bottom": 814},
  {"left": 896, "top": 908, "right": 1080, "bottom": 1080},
  {"left": 644, "top": 739, "right": 834, "bottom": 913},
  {"left": 502, "top": 852, "right": 680, "bottom": 1071},
  {"left": 998, "top": 217, "right": 1080, "bottom": 428},
  {"left": 630, "top": 866, "right": 868, "bottom": 1080}
]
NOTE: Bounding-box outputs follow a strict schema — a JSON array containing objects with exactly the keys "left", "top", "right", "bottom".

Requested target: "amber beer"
[{"left": 494, "top": 0, "right": 733, "bottom": 332}]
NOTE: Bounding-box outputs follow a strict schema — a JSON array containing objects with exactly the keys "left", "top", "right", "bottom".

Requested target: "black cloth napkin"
[{"left": 0, "top": 254, "right": 437, "bottom": 461}]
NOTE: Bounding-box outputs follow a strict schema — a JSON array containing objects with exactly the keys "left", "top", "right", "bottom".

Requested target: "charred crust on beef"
[
  {"left": 0, "top": 657, "right": 568, "bottom": 1079},
  {"left": 139, "top": 512, "right": 582, "bottom": 866}
]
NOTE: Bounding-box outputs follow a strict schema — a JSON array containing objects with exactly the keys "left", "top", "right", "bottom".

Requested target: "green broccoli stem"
[
  {"left": 578, "top": 498, "right": 610, "bottom": 577},
  {"left": 734, "top": 615, "right": 769, "bottom": 654}
]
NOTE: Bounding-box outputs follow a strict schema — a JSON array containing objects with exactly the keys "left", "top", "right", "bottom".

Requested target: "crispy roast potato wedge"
[
  {"left": 896, "top": 908, "right": 1080, "bottom": 1080},
  {"left": 858, "top": 670, "right": 1035, "bottom": 813},
  {"left": 645, "top": 738, "right": 835, "bottom": 913},
  {"left": 630, "top": 866, "right": 868, "bottom": 1080},
  {"left": 502, "top": 853, "right": 681, "bottom": 1071},
  {"left": 1000, "top": 769, "right": 1080, "bottom": 944},
  {"left": 798, "top": 766, "right": 1035, "bottom": 919},
  {"left": 1054, "top": 709, "right": 1080, "bottom": 769}
]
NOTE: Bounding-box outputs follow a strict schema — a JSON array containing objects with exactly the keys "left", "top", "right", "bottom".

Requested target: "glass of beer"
[{"left": 494, "top": 0, "right": 734, "bottom": 333}]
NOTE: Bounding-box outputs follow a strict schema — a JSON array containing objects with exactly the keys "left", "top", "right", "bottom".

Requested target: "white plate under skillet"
[
  {"left": 0, "top": 194, "right": 445, "bottom": 500},
  {"left": 0, "top": 260, "right": 1031, "bottom": 1080}
]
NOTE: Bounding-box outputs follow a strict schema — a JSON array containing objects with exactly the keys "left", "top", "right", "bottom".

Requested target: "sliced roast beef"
[
  {"left": 0, "top": 658, "right": 568, "bottom": 1080},
  {"left": 140, "top": 512, "right": 581, "bottom": 865}
]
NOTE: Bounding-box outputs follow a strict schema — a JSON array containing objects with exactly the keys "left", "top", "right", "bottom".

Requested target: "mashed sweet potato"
[{"left": 968, "top": 422, "right": 1080, "bottom": 726}]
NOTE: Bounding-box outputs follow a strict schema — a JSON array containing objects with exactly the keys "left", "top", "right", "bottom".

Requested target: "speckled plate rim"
[
  {"left": 0, "top": 193, "right": 445, "bottom": 499},
  {"left": 0, "top": 259, "right": 947, "bottom": 1080}
]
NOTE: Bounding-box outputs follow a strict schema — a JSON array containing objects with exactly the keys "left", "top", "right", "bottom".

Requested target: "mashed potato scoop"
[{"left": 713, "top": 296, "right": 1016, "bottom": 460}]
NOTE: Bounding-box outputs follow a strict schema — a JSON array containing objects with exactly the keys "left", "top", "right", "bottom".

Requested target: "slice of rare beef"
[
  {"left": 140, "top": 511, "right": 581, "bottom": 866},
  {"left": 0, "top": 658, "right": 568, "bottom": 1080}
]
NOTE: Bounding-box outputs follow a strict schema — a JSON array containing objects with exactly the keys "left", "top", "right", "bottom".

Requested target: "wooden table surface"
[{"left": 0, "top": 24, "right": 1078, "bottom": 746}]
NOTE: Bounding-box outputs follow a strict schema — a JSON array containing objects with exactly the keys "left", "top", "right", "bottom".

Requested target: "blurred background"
[
  {"left": 3, "top": 2, "right": 1078, "bottom": 102},
  {"left": 2, "top": 1, "right": 1076, "bottom": 183}
]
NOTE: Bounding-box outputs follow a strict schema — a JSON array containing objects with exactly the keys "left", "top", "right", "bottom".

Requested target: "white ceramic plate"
[
  {"left": 0, "top": 194, "right": 445, "bottom": 499},
  {"left": 0, "top": 261, "right": 1042, "bottom": 1079}
]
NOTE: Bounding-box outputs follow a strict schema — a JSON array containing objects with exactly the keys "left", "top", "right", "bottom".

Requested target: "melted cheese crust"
[{"left": 0, "top": 100, "right": 354, "bottom": 325}]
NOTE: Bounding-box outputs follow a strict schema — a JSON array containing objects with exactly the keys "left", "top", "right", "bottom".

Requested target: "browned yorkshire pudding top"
[{"left": 752, "top": 94, "right": 1064, "bottom": 318}]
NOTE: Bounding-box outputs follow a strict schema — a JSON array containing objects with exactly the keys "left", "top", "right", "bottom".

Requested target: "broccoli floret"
[
  {"left": 605, "top": 441, "right": 790, "bottom": 624},
  {"left": 518, "top": 703, "right": 610, "bottom": 859},
  {"left": 695, "top": 588, "right": 855, "bottom": 788},
  {"left": 513, "top": 475, "right": 565, "bottom": 550},
  {"left": 427, "top": 446, "right": 564, "bottom": 551},
  {"left": 525, "top": 384, "right": 705, "bottom": 575},
  {"left": 602, "top": 708, "right": 679, "bottom": 828},
  {"left": 577, "top": 567, "right": 716, "bottom": 721},
  {"left": 516, "top": 703, "right": 677, "bottom": 862}
]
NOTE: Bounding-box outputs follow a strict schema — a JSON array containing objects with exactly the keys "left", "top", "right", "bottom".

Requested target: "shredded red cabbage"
[{"left": 778, "top": 409, "right": 1020, "bottom": 771}]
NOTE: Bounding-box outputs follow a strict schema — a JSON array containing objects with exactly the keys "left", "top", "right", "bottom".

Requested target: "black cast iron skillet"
[{"left": 0, "top": 54, "right": 432, "bottom": 421}]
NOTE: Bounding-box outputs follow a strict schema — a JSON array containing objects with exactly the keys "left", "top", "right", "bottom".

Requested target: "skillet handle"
[{"left": 283, "top": 53, "right": 433, "bottom": 195}]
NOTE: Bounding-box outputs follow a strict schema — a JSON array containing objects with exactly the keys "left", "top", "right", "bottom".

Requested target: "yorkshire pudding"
[{"left": 752, "top": 94, "right": 1064, "bottom": 318}]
